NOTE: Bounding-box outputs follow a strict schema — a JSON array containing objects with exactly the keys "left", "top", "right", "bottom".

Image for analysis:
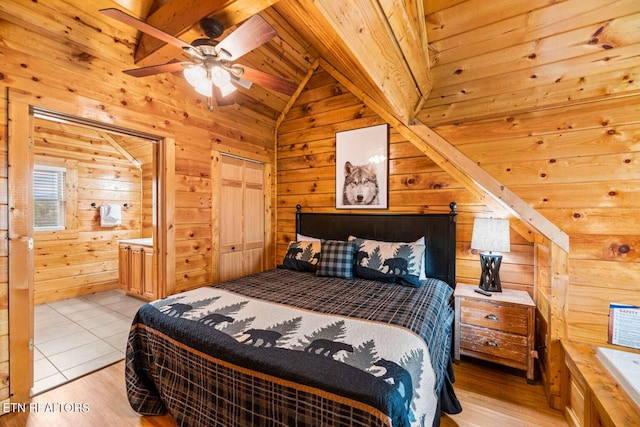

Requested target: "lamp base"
[{"left": 478, "top": 253, "right": 503, "bottom": 292}]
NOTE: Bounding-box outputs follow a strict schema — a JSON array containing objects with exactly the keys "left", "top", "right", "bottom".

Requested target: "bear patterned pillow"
[
  {"left": 351, "top": 237, "right": 425, "bottom": 287},
  {"left": 282, "top": 241, "right": 322, "bottom": 272}
]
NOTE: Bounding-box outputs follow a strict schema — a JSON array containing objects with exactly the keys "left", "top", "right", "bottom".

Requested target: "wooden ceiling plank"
[
  {"left": 262, "top": 8, "right": 319, "bottom": 66},
  {"left": 135, "top": 0, "right": 235, "bottom": 64},
  {"left": 432, "top": 12, "right": 640, "bottom": 88},
  {"left": 425, "top": 0, "right": 556, "bottom": 43},
  {"left": 135, "top": 0, "right": 278, "bottom": 66},
  {"left": 429, "top": 0, "right": 638, "bottom": 62}
]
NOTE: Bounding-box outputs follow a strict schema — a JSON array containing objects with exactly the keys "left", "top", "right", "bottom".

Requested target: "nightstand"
[{"left": 454, "top": 282, "right": 536, "bottom": 382}]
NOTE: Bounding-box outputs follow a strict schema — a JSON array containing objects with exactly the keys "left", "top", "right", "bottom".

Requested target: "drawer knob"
[
  {"left": 485, "top": 314, "right": 499, "bottom": 321},
  {"left": 485, "top": 340, "right": 499, "bottom": 348}
]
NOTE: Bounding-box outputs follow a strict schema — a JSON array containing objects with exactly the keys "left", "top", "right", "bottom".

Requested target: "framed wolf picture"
[{"left": 335, "top": 124, "right": 388, "bottom": 209}]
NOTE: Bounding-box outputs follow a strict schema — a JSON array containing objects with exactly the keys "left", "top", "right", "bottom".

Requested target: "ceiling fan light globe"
[
  {"left": 219, "top": 83, "right": 237, "bottom": 97},
  {"left": 211, "top": 66, "right": 231, "bottom": 87},
  {"left": 183, "top": 66, "right": 207, "bottom": 88},
  {"left": 194, "top": 82, "right": 213, "bottom": 97}
]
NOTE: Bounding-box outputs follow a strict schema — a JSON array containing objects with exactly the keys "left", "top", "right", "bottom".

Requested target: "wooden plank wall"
[
  {"left": 423, "top": 0, "right": 640, "bottom": 348},
  {"left": 0, "top": 0, "right": 282, "bottom": 301},
  {"left": 32, "top": 119, "right": 145, "bottom": 304},
  {"left": 276, "top": 68, "right": 535, "bottom": 295}
]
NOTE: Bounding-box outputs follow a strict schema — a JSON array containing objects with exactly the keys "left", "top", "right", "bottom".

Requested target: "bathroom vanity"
[{"left": 118, "top": 238, "right": 156, "bottom": 300}]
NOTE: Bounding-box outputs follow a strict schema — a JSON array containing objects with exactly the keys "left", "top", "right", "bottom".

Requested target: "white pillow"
[{"left": 296, "top": 233, "right": 321, "bottom": 242}]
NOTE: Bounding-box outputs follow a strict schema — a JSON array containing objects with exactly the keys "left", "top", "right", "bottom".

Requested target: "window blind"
[{"left": 34, "top": 165, "right": 66, "bottom": 230}]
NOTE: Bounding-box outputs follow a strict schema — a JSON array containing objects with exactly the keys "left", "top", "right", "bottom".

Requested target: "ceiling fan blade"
[
  {"left": 239, "top": 66, "right": 298, "bottom": 95},
  {"left": 123, "top": 62, "right": 189, "bottom": 78},
  {"left": 99, "top": 8, "right": 192, "bottom": 50},
  {"left": 230, "top": 74, "right": 253, "bottom": 90},
  {"left": 215, "top": 15, "right": 277, "bottom": 61}
]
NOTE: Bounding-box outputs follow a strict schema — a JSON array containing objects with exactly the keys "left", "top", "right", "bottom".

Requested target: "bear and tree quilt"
[{"left": 125, "top": 268, "right": 457, "bottom": 427}]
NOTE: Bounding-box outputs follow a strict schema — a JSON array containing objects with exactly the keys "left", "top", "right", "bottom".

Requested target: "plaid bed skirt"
[{"left": 126, "top": 325, "right": 392, "bottom": 427}]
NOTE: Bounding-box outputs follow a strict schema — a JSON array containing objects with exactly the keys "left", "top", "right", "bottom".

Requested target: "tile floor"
[{"left": 33, "top": 289, "right": 147, "bottom": 396}]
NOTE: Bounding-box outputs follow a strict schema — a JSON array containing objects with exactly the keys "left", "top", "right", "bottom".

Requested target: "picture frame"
[{"left": 335, "top": 124, "right": 388, "bottom": 209}]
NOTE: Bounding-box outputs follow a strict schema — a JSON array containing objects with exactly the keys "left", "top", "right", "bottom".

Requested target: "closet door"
[
  {"left": 219, "top": 156, "right": 264, "bottom": 282},
  {"left": 243, "top": 161, "right": 265, "bottom": 275}
]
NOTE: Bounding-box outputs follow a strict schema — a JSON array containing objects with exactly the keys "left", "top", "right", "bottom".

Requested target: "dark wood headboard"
[{"left": 295, "top": 202, "right": 458, "bottom": 288}]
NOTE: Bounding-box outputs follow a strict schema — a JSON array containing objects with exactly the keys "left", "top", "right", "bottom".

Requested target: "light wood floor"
[
  {"left": 0, "top": 358, "right": 567, "bottom": 426},
  {"left": 442, "top": 358, "right": 568, "bottom": 426}
]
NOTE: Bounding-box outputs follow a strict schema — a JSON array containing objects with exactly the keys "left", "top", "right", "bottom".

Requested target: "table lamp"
[{"left": 470, "top": 217, "right": 510, "bottom": 292}]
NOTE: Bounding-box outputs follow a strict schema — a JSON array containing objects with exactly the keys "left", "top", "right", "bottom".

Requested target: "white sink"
[{"left": 596, "top": 347, "right": 640, "bottom": 409}]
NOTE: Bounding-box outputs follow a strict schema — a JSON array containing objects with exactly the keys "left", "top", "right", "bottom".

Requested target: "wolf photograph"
[
  {"left": 335, "top": 124, "right": 388, "bottom": 209},
  {"left": 342, "top": 161, "right": 379, "bottom": 205}
]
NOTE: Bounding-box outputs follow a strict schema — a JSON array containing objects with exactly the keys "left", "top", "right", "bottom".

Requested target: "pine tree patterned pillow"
[
  {"left": 282, "top": 241, "right": 322, "bottom": 272},
  {"left": 350, "top": 237, "right": 425, "bottom": 287}
]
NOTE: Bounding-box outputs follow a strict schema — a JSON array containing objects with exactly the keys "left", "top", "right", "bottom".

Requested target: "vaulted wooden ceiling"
[{"left": 94, "top": 0, "right": 637, "bottom": 254}]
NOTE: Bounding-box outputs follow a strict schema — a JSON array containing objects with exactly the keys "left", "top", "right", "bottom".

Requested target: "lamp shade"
[{"left": 471, "top": 217, "right": 510, "bottom": 253}]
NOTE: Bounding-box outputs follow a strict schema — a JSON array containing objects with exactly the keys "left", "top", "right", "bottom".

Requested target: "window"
[{"left": 34, "top": 164, "right": 66, "bottom": 230}]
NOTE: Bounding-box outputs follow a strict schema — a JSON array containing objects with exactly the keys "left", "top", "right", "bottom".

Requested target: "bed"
[{"left": 125, "top": 203, "right": 462, "bottom": 427}]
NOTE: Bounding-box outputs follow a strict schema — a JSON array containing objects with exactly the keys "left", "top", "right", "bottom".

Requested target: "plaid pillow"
[{"left": 316, "top": 240, "right": 355, "bottom": 279}]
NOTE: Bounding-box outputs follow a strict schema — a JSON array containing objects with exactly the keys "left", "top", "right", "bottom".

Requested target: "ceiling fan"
[{"left": 99, "top": 8, "right": 298, "bottom": 110}]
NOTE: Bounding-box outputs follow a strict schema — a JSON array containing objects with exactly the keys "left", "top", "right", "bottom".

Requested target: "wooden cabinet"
[
  {"left": 118, "top": 239, "right": 157, "bottom": 300},
  {"left": 454, "top": 282, "right": 536, "bottom": 382},
  {"left": 562, "top": 340, "right": 639, "bottom": 427}
]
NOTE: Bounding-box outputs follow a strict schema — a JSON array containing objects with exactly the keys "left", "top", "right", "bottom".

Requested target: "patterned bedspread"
[{"left": 125, "top": 268, "right": 457, "bottom": 427}]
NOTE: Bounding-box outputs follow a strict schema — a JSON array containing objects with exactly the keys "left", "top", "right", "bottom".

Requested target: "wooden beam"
[
  {"left": 276, "top": 59, "right": 319, "bottom": 129},
  {"left": 99, "top": 132, "right": 141, "bottom": 168},
  {"left": 319, "top": 58, "right": 570, "bottom": 253},
  {"left": 135, "top": 0, "right": 279, "bottom": 67},
  {"left": 408, "top": 122, "right": 569, "bottom": 252}
]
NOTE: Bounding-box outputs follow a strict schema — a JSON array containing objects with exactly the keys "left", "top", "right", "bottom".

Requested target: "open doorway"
[
  {"left": 7, "top": 95, "right": 174, "bottom": 401},
  {"left": 30, "top": 113, "right": 157, "bottom": 394}
]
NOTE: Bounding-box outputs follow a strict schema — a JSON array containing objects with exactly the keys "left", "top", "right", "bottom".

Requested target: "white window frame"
[{"left": 34, "top": 164, "right": 67, "bottom": 231}]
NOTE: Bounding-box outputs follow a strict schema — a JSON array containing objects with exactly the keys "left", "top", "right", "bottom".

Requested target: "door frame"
[{"left": 7, "top": 89, "right": 175, "bottom": 400}]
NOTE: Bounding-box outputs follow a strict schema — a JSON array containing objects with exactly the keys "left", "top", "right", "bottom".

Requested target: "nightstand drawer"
[
  {"left": 459, "top": 299, "right": 529, "bottom": 335},
  {"left": 459, "top": 324, "right": 528, "bottom": 364}
]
